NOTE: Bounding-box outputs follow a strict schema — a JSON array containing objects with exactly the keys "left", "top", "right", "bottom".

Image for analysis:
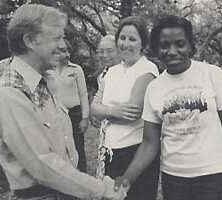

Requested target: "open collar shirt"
[
  {"left": 46, "top": 62, "right": 89, "bottom": 118},
  {"left": 0, "top": 56, "right": 105, "bottom": 198}
]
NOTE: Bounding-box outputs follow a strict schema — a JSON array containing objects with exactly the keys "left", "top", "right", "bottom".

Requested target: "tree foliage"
[{"left": 0, "top": 0, "right": 222, "bottom": 72}]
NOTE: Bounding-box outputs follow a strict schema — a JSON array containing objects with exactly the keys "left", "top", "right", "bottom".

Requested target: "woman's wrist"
[{"left": 105, "top": 107, "right": 113, "bottom": 119}]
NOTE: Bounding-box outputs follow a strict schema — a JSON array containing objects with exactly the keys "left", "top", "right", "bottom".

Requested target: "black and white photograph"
[{"left": 0, "top": 0, "right": 222, "bottom": 200}]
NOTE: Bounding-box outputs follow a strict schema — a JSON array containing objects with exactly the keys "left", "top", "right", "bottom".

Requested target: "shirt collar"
[
  {"left": 10, "top": 56, "right": 42, "bottom": 93},
  {"left": 67, "top": 61, "right": 78, "bottom": 68},
  {"left": 120, "top": 56, "right": 144, "bottom": 72}
]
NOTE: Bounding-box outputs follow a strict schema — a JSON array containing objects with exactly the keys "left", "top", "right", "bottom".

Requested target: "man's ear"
[{"left": 23, "top": 33, "right": 36, "bottom": 50}]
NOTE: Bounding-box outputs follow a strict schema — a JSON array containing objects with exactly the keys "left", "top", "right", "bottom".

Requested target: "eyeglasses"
[{"left": 97, "top": 48, "right": 115, "bottom": 55}]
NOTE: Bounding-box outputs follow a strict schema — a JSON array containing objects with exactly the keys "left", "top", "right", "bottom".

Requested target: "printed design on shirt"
[{"left": 162, "top": 86, "right": 207, "bottom": 136}]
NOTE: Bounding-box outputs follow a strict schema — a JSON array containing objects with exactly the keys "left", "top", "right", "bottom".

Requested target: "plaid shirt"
[
  {"left": 0, "top": 57, "right": 12, "bottom": 77},
  {"left": 0, "top": 68, "right": 50, "bottom": 109},
  {"left": 0, "top": 56, "right": 106, "bottom": 198}
]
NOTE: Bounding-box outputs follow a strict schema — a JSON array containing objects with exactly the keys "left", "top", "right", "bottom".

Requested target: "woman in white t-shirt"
[
  {"left": 91, "top": 16, "right": 160, "bottom": 200},
  {"left": 115, "top": 15, "right": 222, "bottom": 200}
]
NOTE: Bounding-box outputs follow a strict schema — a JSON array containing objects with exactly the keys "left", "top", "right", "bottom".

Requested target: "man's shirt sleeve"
[{"left": 0, "top": 87, "right": 105, "bottom": 199}]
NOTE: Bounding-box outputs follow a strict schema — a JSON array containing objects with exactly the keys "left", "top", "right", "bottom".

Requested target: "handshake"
[{"left": 102, "top": 176, "right": 130, "bottom": 200}]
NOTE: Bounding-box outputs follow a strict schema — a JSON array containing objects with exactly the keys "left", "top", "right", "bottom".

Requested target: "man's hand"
[
  {"left": 103, "top": 176, "right": 127, "bottom": 200},
  {"left": 79, "top": 118, "right": 88, "bottom": 133},
  {"left": 109, "top": 101, "right": 142, "bottom": 122},
  {"left": 114, "top": 176, "right": 130, "bottom": 194}
]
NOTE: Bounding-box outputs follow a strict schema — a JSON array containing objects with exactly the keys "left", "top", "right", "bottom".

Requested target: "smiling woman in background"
[
  {"left": 91, "top": 16, "right": 160, "bottom": 200},
  {"left": 114, "top": 15, "right": 222, "bottom": 200}
]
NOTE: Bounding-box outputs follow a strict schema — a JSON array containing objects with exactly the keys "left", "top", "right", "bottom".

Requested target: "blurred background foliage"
[{"left": 1, "top": 0, "right": 222, "bottom": 79}]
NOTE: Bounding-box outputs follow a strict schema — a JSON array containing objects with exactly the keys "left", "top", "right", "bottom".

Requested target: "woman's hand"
[
  {"left": 79, "top": 118, "right": 89, "bottom": 133},
  {"left": 90, "top": 116, "right": 101, "bottom": 128},
  {"left": 114, "top": 176, "right": 130, "bottom": 194},
  {"left": 109, "top": 101, "right": 142, "bottom": 122}
]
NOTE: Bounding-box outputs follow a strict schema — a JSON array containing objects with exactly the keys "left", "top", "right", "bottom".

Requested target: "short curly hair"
[{"left": 150, "top": 15, "right": 196, "bottom": 58}]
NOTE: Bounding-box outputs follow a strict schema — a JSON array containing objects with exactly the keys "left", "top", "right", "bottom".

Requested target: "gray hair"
[
  {"left": 98, "top": 35, "right": 115, "bottom": 46},
  {"left": 7, "top": 4, "right": 67, "bottom": 55}
]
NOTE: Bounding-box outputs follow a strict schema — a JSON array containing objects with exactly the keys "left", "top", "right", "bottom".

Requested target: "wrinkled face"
[
  {"left": 157, "top": 27, "right": 192, "bottom": 75},
  {"left": 117, "top": 25, "right": 142, "bottom": 65},
  {"left": 97, "top": 39, "right": 118, "bottom": 67},
  {"left": 32, "top": 22, "right": 66, "bottom": 72}
]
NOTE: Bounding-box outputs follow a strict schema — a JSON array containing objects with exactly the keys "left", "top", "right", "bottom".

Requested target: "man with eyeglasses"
[{"left": 96, "top": 35, "right": 120, "bottom": 85}]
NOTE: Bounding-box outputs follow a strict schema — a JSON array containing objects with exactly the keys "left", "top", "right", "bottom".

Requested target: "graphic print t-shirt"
[{"left": 142, "top": 60, "right": 222, "bottom": 177}]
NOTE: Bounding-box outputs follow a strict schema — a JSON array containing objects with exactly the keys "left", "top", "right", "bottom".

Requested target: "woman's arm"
[
  {"left": 210, "top": 65, "right": 222, "bottom": 124},
  {"left": 124, "top": 121, "right": 161, "bottom": 184},
  {"left": 110, "top": 73, "right": 156, "bottom": 124},
  {"left": 91, "top": 80, "right": 110, "bottom": 121},
  {"left": 129, "top": 73, "right": 156, "bottom": 107},
  {"left": 75, "top": 66, "right": 89, "bottom": 132},
  {"left": 91, "top": 81, "right": 141, "bottom": 122},
  {"left": 114, "top": 121, "right": 161, "bottom": 191},
  {"left": 218, "top": 110, "right": 222, "bottom": 124},
  {"left": 76, "top": 66, "right": 89, "bottom": 119},
  {"left": 91, "top": 73, "right": 156, "bottom": 123}
]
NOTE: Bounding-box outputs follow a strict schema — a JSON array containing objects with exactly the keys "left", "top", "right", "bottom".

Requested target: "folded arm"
[{"left": 91, "top": 73, "right": 156, "bottom": 124}]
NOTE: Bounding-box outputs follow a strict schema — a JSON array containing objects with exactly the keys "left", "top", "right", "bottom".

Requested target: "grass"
[{"left": 85, "top": 123, "right": 163, "bottom": 200}]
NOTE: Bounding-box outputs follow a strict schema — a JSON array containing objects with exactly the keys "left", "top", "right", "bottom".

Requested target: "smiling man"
[
  {"left": 0, "top": 4, "right": 126, "bottom": 200},
  {"left": 96, "top": 35, "right": 120, "bottom": 84}
]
